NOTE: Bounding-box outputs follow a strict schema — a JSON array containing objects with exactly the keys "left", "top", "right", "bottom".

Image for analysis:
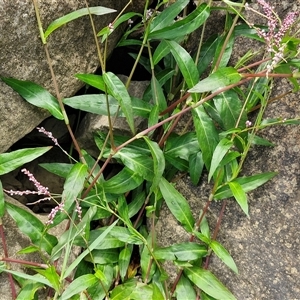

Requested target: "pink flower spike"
[{"left": 36, "top": 127, "right": 59, "bottom": 146}]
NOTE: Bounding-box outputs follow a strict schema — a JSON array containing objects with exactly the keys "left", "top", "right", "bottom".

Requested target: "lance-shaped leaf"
[
  {"left": 103, "top": 72, "right": 135, "bottom": 134},
  {"left": 189, "top": 151, "right": 204, "bottom": 186},
  {"left": 0, "top": 147, "right": 52, "bottom": 175},
  {"left": 184, "top": 266, "right": 236, "bottom": 300},
  {"left": 153, "top": 40, "right": 171, "bottom": 65},
  {"left": 148, "top": 3, "right": 210, "bottom": 40},
  {"left": 143, "top": 137, "right": 165, "bottom": 191},
  {"left": 75, "top": 73, "right": 106, "bottom": 91},
  {"left": 33, "top": 266, "right": 60, "bottom": 293},
  {"left": 60, "top": 274, "right": 98, "bottom": 300},
  {"left": 159, "top": 177, "right": 195, "bottom": 233},
  {"left": 44, "top": 6, "right": 116, "bottom": 39},
  {"left": 210, "top": 240, "right": 238, "bottom": 274},
  {"left": 49, "top": 162, "right": 88, "bottom": 226},
  {"left": 228, "top": 181, "right": 248, "bottom": 216},
  {"left": 150, "top": 0, "right": 189, "bottom": 33},
  {"left": 154, "top": 243, "right": 207, "bottom": 261},
  {"left": 102, "top": 167, "right": 143, "bottom": 194},
  {"left": 119, "top": 247, "right": 132, "bottom": 281},
  {"left": 39, "top": 163, "right": 73, "bottom": 179},
  {"left": 151, "top": 75, "right": 167, "bottom": 111},
  {"left": 1, "top": 77, "right": 63, "bottom": 120},
  {"left": 165, "top": 132, "right": 199, "bottom": 160},
  {"left": 0, "top": 270, "right": 53, "bottom": 288},
  {"left": 115, "top": 148, "right": 154, "bottom": 181},
  {"left": 189, "top": 67, "right": 242, "bottom": 93},
  {"left": 214, "top": 90, "right": 247, "bottom": 130},
  {"left": 197, "top": 35, "right": 219, "bottom": 76},
  {"left": 63, "top": 220, "right": 117, "bottom": 279},
  {"left": 64, "top": 95, "right": 121, "bottom": 116},
  {"left": 64, "top": 94, "right": 151, "bottom": 118},
  {"left": 165, "top": 41, "right": 199, "bottom": 96},
  {"left": 208, "top": 138, "right": 233, "bottom": 182},
  {"left": 6, "top": 202, "right": 57, "bottom": 254},
  {"left": 175, "top": 275, "right": 197, "bottom": 300},
  {"left": 214, "top": 172, "right": 277, "bottom": 200},
  {"left": 193, "top": 106, "right": 219, "bottom": 170}
]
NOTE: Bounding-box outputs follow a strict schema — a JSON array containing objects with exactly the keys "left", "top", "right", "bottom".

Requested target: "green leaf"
[
  {"left": 5, "top": 203, "right": 57, "bottom": 254},
  {"left": 208, "top": 138, "right": 233, "bottom": 182},
  {"left": 64, "top": 93, "right": 151, "bottom": 118},
  {"left": 212, "top": 32, "right": 234, "bottom": 69},
  {"left": 189, "top": 151, "right": 204, "bottom": 185},
  {"left": 86, "top": 249, "right": 119, "bottom": 264},
  {"left": 39, "top": 163, "right": 73, "bottom": 179},
  {"left": 113, "top": 149, "right": 154, "bottom": 181},
  {"left": 130, "top": 283, "right": 154, "bottom": 300},
  {"left": 63, "top": 94, "right": 120, "bottom": 115},
  {"left": 118, "top": 195, "right": 131, "bottom": 225},
  {"left": 140, "top": 236, "right": 156, "bottom": 283},
  {"left": 44, "top": 6, "right": 116, "bottom": 39},
  {"left": 49, "top": 162, "right": 88, "bottom": 226},
  {"left": 17, "top": 245, "right": 40, "bottom": 255},
  {"left": 165, "top": 41, "right": 199, "bottom": 95},
  {"left": 153, "top": 40, "right": 171, "bottom": 66},
  {"left": 165, "top": 132, "right": 199, "bottom": 160},
  {"left": 214, "top": 172, "right": 277, "bottom": 200},
  {"left": 75, "top": 74, "right": 105, "bottom": 91},
  {"left": 103, "top": 72, "right": 135, "bottom": 134},
  {"left": 159, "top": 177, "right": 195, "bottom": 233},
  {"left": 0, "top": 181, "right": 5, "bottom": 217},
  {"left": 33, "top": 266, "right": 60, "bottom": 292},
  {"left": 189, "top": 67, "right": 242, "bottom": 93},
  {"left": 60, "top": 274, "right": 98, "bottom": 300},
  {"left": 128, "top": 189, "right": 145, "bottom": 218},
  {"left": 2, "top": 270, "right": 53, "bottom": 288},
  {"left": 1, "top": 77, "right": 63, "bottom": 120},
  {"left": 51, "top": 206, "right": 96, "bottom": 261},
  {"left": 119, "top": 247, "right": 132, "bottom": 281},
  {"left": 228, "top": 181, "right": 248, "bottom": 216},
  {"left": 152, "top": 282, "right": 165, "bottom": 300},
  {"left": 148, "top": 3, "right": 210, "bottom": 40},
  {"left": 102, "top": 167, "right": 143, "bottom": 194},
  {"left": 154, "top": 243, "right": 207, "bottom": 261},
  {"left": 151, "top": 75, "right": 167, "bottom": 111},
  {"left": 184, "top": 266, "right": 236, "bottom": 300},
  {"left": 210, "top": 240, "right": 238, "bottom": 274},
  {"left": 97, "top": 12, "right": 142, "bottom": 41},
  {"left": 175, "top": 275, "right": 197, "bottom": 300},
  {"left": 197, "top": 35, "right": 219, "bottom": 76},
  {"left": 0, "top": 147, "right": 52, "bottom": 175},
  {"left": 214, "top": 90, "right": 247, "bottom": 130},
  {"left": 109, "top": 226, "right": 143, "bottom": 245},
  {"left": 110, "top": 280, "right": 137, "bottom": 300},
  {"left": 63, "top": 220, "right": 117, "bottom": 279},
  {"left": 150, "top": 0, "right": 189, "bottom": 33},
  {"left": 193, "top": 106, "right": 219, "bottom": 170},
  {"left": 16, "top": 281, "right": 44, "bottom": 300},
  {"left": 143, "top": 137, "right": 165, "bottom": 191},
  {"left": 249, "top": 134, "right": 275, "bottom": 146}
]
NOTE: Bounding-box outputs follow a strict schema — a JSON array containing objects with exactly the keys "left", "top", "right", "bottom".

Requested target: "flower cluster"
[
  {"left": 46, "top": 202, "right": 64, "bottom": 225},
  {"left": 37, "top": 127, "right": 59, "bottom": 146},
  {"left": 5, "top": 168, "right": 51, "bottom": 199},
  {"left": 246, "top": 0, "right": 298, "bottom": 73},
  {"left": 108, "top": 23, "right": 114, "bottom": 33}
]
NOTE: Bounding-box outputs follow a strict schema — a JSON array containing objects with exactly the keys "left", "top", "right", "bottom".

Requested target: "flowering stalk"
[{"left": 246, "top": 0, "right": 299, "bottom": 74}]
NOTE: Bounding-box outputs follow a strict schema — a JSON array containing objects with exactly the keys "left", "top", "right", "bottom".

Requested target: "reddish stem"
[
  {"left": 0, "top": 221, "right": 17, "bottom": 299},
  {"left": 204, "top": 200, "right": 227, "bottom": 269},
  {"left": 0, "top": 257, "right": 48, "bottom": 269}
]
